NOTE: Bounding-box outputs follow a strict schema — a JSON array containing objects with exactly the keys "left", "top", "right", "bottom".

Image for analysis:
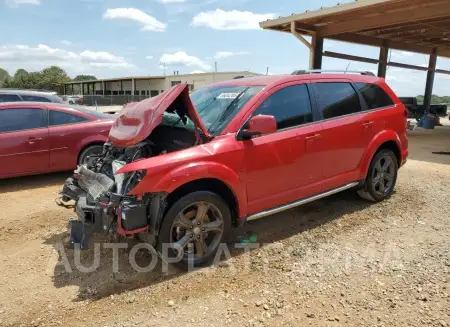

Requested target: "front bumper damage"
[{"left": 59, "top": 167, "right": 167, "bottom": 249}]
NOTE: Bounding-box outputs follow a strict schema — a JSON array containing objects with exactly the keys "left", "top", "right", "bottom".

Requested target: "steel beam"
[
  {"left": 312, "top": 35, "right": 324, "bottom": 69},
  {"left": 423, "top": 48, "right": 438, "bottom": 112}
]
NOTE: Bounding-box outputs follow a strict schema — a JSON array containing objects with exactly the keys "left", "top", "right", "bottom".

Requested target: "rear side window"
[
  {"left": 354, "top": 83, "right": 394, "bottom": 109},
  {"left": 50, "top": 110, "right": 88, "bottom": 126},
  {"left": 253, "top": 84, "right": 313, "bottom": 130},
  {"left": 21, "top": 95, "right": 52, "bottom": 102},
  {"left": 0, "top": 94, "right": 21, "bottom": 102},
  {"left": 0, "top": 108, "right": 44, "bottom": 133},
  {"left": 314, "top": 83, "right": 361, "bottom": 119}
]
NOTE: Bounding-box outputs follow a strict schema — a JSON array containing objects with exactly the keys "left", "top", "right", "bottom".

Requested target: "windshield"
[{"left": 162, "top": 85, "right": 263, "bottom": 136}]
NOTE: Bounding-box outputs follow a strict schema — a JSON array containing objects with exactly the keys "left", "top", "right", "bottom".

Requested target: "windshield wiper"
[{"left": 207, "top": 88, "right": 249, "bottom": 134}]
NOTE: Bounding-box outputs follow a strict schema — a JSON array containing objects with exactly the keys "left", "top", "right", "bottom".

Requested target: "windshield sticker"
[{"left": 217, "top": 93, "right": 240, "bottom": 99}]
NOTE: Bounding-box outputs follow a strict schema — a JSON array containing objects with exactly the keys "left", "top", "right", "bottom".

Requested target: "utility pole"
[
  {"left": 215, "top": 62, "right": 218, "bottom": 72},
  {"left": 266, "top": 66, "right": 269, "bottom": 75},
  {"left": 163, "top": 63, "right": 166, "bottom": 76}
]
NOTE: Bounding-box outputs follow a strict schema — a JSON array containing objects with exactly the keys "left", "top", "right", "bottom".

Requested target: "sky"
[{"left": 0, "top": 0, "right": 449, "bottom": 96}]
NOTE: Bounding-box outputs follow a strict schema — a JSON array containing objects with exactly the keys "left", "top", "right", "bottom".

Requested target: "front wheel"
[
  {"left": 358, "top": 149, "right": 398, "bottom": 202},
  {"left": 158, "top": 191, "right": 231, "bottom": 268}
]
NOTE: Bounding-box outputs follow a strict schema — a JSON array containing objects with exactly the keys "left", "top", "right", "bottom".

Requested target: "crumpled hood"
[{"left": 109, "top": 83, "right": 210, "bottom": 147}]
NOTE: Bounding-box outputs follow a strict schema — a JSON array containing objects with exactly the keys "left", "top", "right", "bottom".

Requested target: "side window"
[
  {"left": 0, "top": 109, "right": 44, "bottom": 133},
  {"left": 314, "top": 83, "right": 361, "bottom": 119},
  {"left": 49, "top": 111, "right": 87, "bottom": 126},
  {"left": 354, "top": 83, "right": 394, "bottom": 109},
  {"left": 21, "top": 95, "right": 52, "bottom": 102},
  {"left": 252, "top": 84, "right": 313, "bottom": 130},
  {"left": 0, "top": 94, "right": 21, "bottom": 102}
]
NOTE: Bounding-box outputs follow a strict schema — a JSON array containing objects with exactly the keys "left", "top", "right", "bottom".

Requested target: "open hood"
[{"left": 109, "top": 83, "right": 210, "bottom": 147}]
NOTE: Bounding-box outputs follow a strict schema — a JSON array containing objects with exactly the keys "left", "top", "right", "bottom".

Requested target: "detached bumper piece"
[{"left": 68, "top": 196, "right": 110, "bottom": 249}]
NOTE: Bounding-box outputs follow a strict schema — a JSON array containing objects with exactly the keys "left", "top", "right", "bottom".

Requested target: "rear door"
[
  {"left": 311, "top": 80, "right": 368, "bottom": 190},
  {"left": 48, "top": 108, "right": 90, "bottom": 170},
  {"left": 0, "top": 107, "right": 49, "bottom": 178},
  {"left": 353, "top": 82, "right": 395, "bottom": 141}
]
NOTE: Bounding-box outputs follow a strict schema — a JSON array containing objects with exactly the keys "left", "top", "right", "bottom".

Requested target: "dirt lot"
[{"left": 1, "top": 125, "right": 449, "bottom": 327}]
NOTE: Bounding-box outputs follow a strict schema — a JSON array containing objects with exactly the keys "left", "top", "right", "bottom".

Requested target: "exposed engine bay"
[{"left": 58, "top": 124, "right": 197, "bottom": 248}]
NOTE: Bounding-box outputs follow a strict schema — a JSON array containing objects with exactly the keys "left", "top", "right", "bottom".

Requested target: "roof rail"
[{"left": 291, "top": 70, "right": 375, "bottom": 76}]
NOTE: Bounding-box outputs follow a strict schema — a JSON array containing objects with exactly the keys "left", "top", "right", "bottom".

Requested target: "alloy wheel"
[
  {"left": 170, "top": 201, "right": 224, "bottom": 260},
  {"left": 372, "top": 155, "right": 396, "bottom": 196}
]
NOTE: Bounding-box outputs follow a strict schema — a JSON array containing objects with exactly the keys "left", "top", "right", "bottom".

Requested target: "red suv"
[{"left": 60, "top": 72, "right": 408, "bottom": 267}]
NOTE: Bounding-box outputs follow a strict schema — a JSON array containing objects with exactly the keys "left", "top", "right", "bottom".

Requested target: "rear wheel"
[
  {"left": 358, "top": 149, "right": 398, "bottom": 202},
  {"left": 158, "top": 191, "right": 231, "bottom": 268},
  {"left": 78, "top": 145, "right": 103, "bottom": 166}
]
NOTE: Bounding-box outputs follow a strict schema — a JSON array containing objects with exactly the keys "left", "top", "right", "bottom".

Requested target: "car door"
[
  {"left": 311, "top": 80, "right": 369, "bottom": 191},
  {"left": 0, "top": 107, "right": 49, "bottom": 178},
  {"left": 47, "top": 108, "right": 90, "bottom": 170},
  {"left": 353, "top": 82, "right": 395, "bottom": 144},
  {"left": 241, "top": 82, "right": 324, "bottom": 215}
]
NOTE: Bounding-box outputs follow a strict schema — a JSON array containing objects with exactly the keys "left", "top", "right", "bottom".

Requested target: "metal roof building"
[
  {"left": 260, "top": 0, "right": 450, "bottom": 110},
  {"left": 64, "top": 71, "right": 258, "bottom": 97}
]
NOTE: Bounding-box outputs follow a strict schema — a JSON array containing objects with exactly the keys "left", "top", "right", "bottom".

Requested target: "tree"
[
  {"left": 0, "top": 68, "right": 10, "bottom": 87},
  {"left": 39, "top": 66, "right": 71, "bottom": 92},
  {"left": 73, "top": 75, "right": 97, "bottom": 82},
  {"left": 2, "top": 66, "right": 70, "bottom": 92},
  {"left": 14, "top": 69, "right": 29, "bottom": 79}
]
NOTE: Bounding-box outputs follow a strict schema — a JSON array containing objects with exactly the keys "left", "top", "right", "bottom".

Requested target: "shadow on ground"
[
  {"left": 0, "top": 171, "right": 71, "bottom": 193},
  {"left": 44, "top": 189, "right": 373, "bottom": 302}
]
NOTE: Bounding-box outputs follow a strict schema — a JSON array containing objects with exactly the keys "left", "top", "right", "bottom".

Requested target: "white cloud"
[
  {"left": 103, "top": 8, "right": 166, "bottom": 32},
  {"left": 160, "top": 51, "right": 211, "bottom": 70},
  {"left": 192, "top": 9, "right": 276, "bottom": 30},
  {"left": 6, "top": 0, "right": 40, "bottom": 7},
  {"left": 159, "top": 0, "right": 185, "bottom": 3},
  {"left": 145, "top": 55, "right": 154, "bottom": 60},
  {"left": 0, "top": 44, "right": 133, "bottom": 76},
  {"left": 190, "top": 70, "right": 205, "bottom": 74},
  {"left": 214, "top": 51, "right": 249, "bottom": 59},
  {"left": 61, "top": 40, "right": 72, "bottom": 46}
]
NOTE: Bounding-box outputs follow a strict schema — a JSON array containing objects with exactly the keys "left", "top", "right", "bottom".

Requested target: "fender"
[
  {"left": 129, "top": 161, "right": 248, "bottom": 218},
  {"left": 359, "top": 129, "right": 401, "bottom": 179}
]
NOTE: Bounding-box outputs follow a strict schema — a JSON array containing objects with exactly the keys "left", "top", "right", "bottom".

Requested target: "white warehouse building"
[{"left": 64, "top": 71, "right": 259, "bottom": 97}]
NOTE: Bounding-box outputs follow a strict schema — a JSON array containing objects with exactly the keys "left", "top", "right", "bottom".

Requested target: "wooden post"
[
  {"left": 312, "top": 35, "right": 324, "bottom": 69},
  {"left": 423, "top": 48, "right": 437, "bottom": 112},
  {"left": 378, "top": 42, "right": 389, "bottom": 78}
]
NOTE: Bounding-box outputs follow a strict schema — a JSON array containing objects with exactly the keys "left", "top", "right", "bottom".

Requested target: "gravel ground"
[{"left": 0, "top": 125, "right": 449, "bottom": 327}]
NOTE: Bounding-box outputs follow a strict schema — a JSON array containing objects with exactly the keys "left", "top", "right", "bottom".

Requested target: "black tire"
[
  {"left": 78, "top": 145, "right": 103, "bottom": 166},
  {"left": 358, "top": 149, "right": 398, "bottom": 202},
  {"left": 158, "top": 191, "right": 232, "bottom": 268}
]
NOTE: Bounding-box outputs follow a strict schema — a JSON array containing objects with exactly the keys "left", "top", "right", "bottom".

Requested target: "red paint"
[
  {"left": 0, "top": 103, "right": 113, "bottom": 179},
  {"left": 116, "top": 74, "right": 408, "bottom": 221},
  {"left": 109, "top": 84, "right": 209, "bottom": 147},
  {"left": 246, "top": 115, "right": 277, "bottom": 135}
]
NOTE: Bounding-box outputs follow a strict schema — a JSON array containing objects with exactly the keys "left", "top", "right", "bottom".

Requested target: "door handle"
[
  {"left": 305, "top": 134, "right": 321, "bottom": 141},
  {"left": 27, "top": 137, "right": 42, "bottom": 144},
  {"left": 362, "top": 121, "right": 374, "bottom": 128}
]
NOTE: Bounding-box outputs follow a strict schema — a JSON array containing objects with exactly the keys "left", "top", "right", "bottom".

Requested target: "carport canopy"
[{"left": 260, "top": 0, "right": 450, "bottom": 110}]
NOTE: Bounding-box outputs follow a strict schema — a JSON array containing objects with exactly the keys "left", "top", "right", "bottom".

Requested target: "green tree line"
[
  {"left": 0, "top": 66, "right": 97, "bottom": 93},
  {"left": 416, "top": 95, "right": 450, "bottom": 104}
]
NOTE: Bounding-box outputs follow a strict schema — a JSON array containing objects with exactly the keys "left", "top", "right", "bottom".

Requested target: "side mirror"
[{"left": 241, "top": 115, "right": 277, "bottom": 140}]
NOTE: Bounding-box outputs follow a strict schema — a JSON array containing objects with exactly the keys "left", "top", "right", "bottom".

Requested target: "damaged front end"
[
  {"left": 60, "top": 147, "right": 168, "bottom": 249},
  {"left": 58, "top": 83, "right": 207, "bottom": 248}
]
